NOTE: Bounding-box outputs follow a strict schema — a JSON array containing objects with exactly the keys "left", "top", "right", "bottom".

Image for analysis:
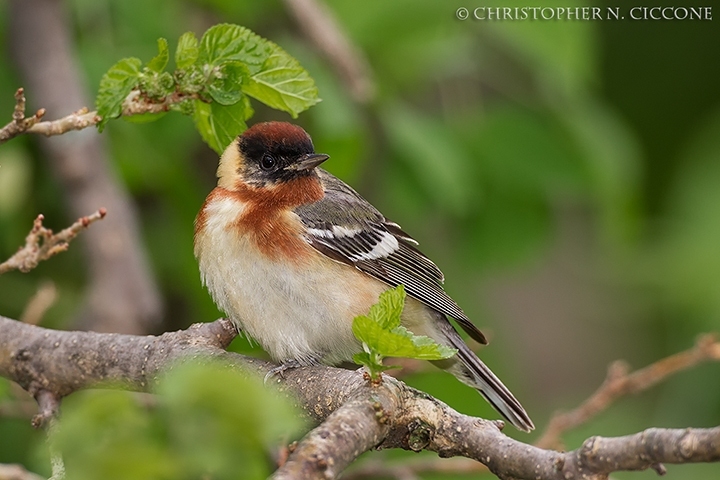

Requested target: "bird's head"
[{"left": 217, "top": 122, "right": 329, "bottom": 190}]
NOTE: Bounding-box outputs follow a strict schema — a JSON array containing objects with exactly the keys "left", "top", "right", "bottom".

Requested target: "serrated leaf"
[
  {"left": 207, "top": 61, "right": 249, "bottom": 106},
  {"left": 368, "top": 285, "right": 406, "bottom": 330},
  {"left": 198, "top": 23, "right": 319, "bottom": 117},
  {"left": 199, "top": 24, "right": 269, "bottom": 71},
  {"left": 352, "top": 315, "right": 383, "bottom": 350},
  {"left": 193, "top": 101, "right": 217, "bottom": 152},
  {"left": 393, "top": 326, "right": 457, "bottom": 360},
  {"left": 176, "top": 32, "right": 199, "bottom": 69},
  {"left": 193, "top": 99, "right": 250, "bottom": 154},
  {"left": 242, "top": 48, "right": 320, "bottom": 118},
  {"left": 353, "top": 315, "right": 455, "bottom": 361},
  {"left": 146, "top": 38, "right": 169, "bottom": 73},
  {"left": 96, "top": 57, "right": 142, "bottom": 131},
  {"left": 352, "top": 285, "right": 456, "bottom": 370},
  {"left": 51, "top": 390, "right": 176, "bottom": 480}
]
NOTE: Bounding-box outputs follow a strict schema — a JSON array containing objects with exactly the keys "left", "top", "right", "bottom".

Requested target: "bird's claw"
[{"left": 264, "top": 360, "right": 302, "bottom": 384}]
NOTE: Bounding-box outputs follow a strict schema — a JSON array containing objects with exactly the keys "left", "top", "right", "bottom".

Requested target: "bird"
[{"left": 194, "top": 121, "right": 534, "bottom": 432}]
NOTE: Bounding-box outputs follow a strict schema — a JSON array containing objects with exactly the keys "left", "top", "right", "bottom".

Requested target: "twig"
[
  {"left": 283, "top": 0, "right": 375, "bottom": 104},
  {"left": 0, "top": 208, "right": 107, "bottom": 275},
  {"left": 25, "top": 109, "right": 99, "bottom": 138},
  {"left": 0, "top": 88, "right": 46, "bottom": 143},
  {"left": 120, "top": 90, "right": 201, "bottom": 116},
  {"left": 0, "top": 88, "right": 88, "bottom": 144},
  {"left": 535, "top": 333, "right": 720, "bottom": 449},
  {"left": 0, "top": 89, "right": 202, "bottom": 145},
  {"left": 32, "top": 390, "right": 61, "bottom": 429}
]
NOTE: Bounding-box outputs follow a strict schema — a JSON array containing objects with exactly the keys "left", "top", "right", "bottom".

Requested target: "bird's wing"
[{"left": 294, "top": 169, "right": 487, "bottom": 344}]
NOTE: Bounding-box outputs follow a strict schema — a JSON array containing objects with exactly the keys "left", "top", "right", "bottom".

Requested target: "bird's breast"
[
  {"left": 195, "top": 185, "right": 317, "bottom": 263},
  {"left": 194, "top": 190, "right": 390, "bottom": 363}
]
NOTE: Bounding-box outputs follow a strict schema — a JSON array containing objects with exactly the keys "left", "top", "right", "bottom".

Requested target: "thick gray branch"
[
  {"left": 1, "top": 316, "right": 718, "bottom": 479},
  {"left": 0, "top": 317, "right": 236, "bottom": 402}
]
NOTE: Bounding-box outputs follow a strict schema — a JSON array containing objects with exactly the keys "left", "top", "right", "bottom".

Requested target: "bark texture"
[{"left": 1, "top": 316, "right": 718, "bottom": 479}]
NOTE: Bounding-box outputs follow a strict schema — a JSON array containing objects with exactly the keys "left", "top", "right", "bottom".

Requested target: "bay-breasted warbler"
[{"left": 194, "top": 122, "right": 533, "bottom": 432}]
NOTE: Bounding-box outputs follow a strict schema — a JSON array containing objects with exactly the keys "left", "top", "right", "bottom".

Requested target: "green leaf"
[
  {"left": 51, "top": 361, "right": 304, "bottom": 480},
  {"left": 352, "top": 315, "right": 394, "bottom": 354},
  {"left": 51, "top": 391, "right": 176, "bottom": 480},
  {"left": 175, "top": 32, "right": 200, "bottom": 69},
  {"left": 199, "top": 24, "right": 269, "bottom": 72},
  {"left": 353, "top": 316, "right": 455, "bottom": 361},
  {"left": 193, "top": 98, "right": 251, "bottom": 154},
  {"left": 93, "top": 24, "right": 318, "bottom": 135},
  {"left": 207, "top": 61, "right": 249, "bottom": 106},
  {"left": 242, "top": 47, "right": 321, "bottom": 118},
  {"left": 352, "top": 352, "right": 399, "bottom": 378},
  {"left": 158, "top": 361, "right": 304, "bottom": 478},
  {"left": 352, "top": 351, "right": 374, "bottom": 368},
  {"left": 95, "top": 57, "right": 142, "bottom": 131},
  {"left": 351, "top": 285, "right": 456, "bottom": 381},
  {"left": 146, "top": 38, "right": 169, "bottom": 73},
  {"left": 198, "top": 23, "right": 320, "bottom": 117},
  {"left": 367, "top": 284, "right": 406, "bottom": 330}
]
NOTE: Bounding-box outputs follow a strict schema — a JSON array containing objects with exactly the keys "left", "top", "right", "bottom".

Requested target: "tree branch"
[
  {"left": 536, "top": 334, "right": 720, "bottom": 450},
  {"left": 0, "top": 87, "right": 203, "bottom": 146},
  {"left": 1, "top": 316, "right": 718, "bottom": 479},
  {"left": 0, "top": 209, "right": 106, "bottom": 275},
  {"left": 0, "top": 88, "right": 47, "bottom": 143}
]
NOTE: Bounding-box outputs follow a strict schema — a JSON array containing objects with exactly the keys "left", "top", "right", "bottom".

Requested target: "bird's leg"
[
  {"left": 263, "top": 359, "right": 303, "bottom": 384},
  {"left": 264, "top": 353, "right": 324, "bottom": 383}
]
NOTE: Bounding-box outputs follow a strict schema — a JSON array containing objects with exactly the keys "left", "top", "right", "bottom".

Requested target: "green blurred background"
[{"left": 1, "top": 0, "right": 719, "bottom": 478}]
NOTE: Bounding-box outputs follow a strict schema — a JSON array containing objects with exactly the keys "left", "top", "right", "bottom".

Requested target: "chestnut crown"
[{"left": 236, "top": 122, "right": 329, "bottom": 186}]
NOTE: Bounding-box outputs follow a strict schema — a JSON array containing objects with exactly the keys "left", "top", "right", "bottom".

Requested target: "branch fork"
[
  {"left": 0, "top": 317, "right": 719, "bottom": 479},
  {"left": 0, "top": 208, "right": 107, "bottom": 275}
]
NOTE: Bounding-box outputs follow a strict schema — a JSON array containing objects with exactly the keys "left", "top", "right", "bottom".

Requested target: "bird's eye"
[{"left": 260, "top": 154, "right": 276, "bottom": 171}]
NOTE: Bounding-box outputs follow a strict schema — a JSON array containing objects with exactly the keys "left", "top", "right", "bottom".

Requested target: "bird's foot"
[{"left": 264, "top": 359, "right": 303, "bottom": 384}]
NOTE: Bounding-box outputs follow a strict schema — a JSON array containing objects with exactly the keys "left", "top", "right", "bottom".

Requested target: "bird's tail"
[{"left": 433, "top": 319, "right": 535, "bottom": 432}]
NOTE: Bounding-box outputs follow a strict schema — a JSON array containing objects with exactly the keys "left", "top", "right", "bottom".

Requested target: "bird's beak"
[{"left": 290, "top": 153, "right": 330, "bottom": 171}]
